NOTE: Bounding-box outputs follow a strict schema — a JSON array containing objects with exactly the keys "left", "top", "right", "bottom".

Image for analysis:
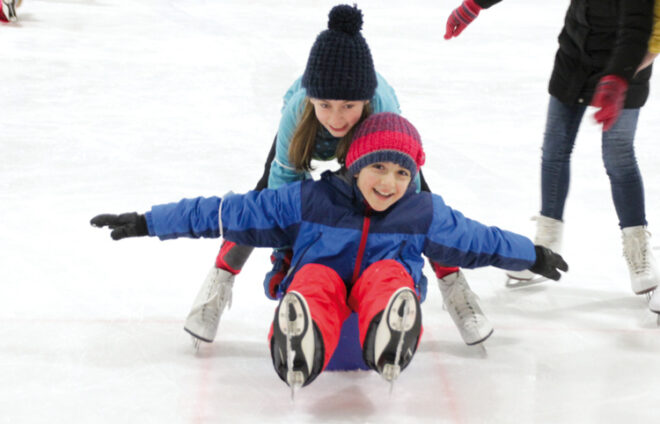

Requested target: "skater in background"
[
  {"left": 444, "top": 0, "right": 660, "bottom": 310},
  {"left": 90, "top": 112, "right": 568, "bottom": 390},
  {"left": 0, "top": 0, "right": 20, "bottom": 22},
  {"left": 180, "top": 3, "right": 493, "bottom": 360},
  {"left": 637, "top": 0, "right": 660, "bottom": 311}
]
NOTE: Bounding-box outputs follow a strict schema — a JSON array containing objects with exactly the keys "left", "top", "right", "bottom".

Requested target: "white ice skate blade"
[
  {"left": 287, "top": 370, "right": 303, "bottom": 401},
  {"left": 471, "top": 343, "right": 488, "bottom": 358},
  {"left": 382, "top": 291, "right": 414, "bottom": 392},
  {"left": 192, "top": 336, "right": 201, "bottom": 352},
  {"left": 505, "top": 275, "right": 548, "bottom": 288}
]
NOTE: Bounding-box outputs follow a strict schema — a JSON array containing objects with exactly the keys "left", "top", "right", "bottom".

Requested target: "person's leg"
[
  {"left": 348, "top": 260, "right": 421, "bottom": 379},
  {"left": 270, "top": 264, "right": 351, "bottom": 387},
  {"left": 602, "top": 109, "right": 659, "bottom": 295},
  {"left": 422, "top": 172, "right": 493, "bottom": 344},
  {"left": 601, "top": 108, "right": 645, "bottom": 228},
  {"left": 254, "top": 134, "right": 278, "bottom": 191},
  {"left": 214, "top": 133, "right": 279, "bottom": 272},
  {"left": 434, "top": 265, "right": 493, "bottom": 344},
  {"left": 540, "top": 96, "right": 586, "bottom": 220},
  {"left": 185, "top": 136, "right": 279, "bottom": 343},
  {"left": 507, "top": 96, "right": 582, "bottom": 282}
]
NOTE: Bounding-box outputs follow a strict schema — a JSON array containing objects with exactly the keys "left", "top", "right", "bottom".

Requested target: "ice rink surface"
[{"left": 2, "top": 1, "right": 660, "bottom": 423}]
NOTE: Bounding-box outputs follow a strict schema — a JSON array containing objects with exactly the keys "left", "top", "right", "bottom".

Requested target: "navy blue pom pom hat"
[{"left": 302, "top": 4, "right": 378, "bottom": 101}]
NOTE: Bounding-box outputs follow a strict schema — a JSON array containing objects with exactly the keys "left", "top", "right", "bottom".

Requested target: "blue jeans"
[{"left": 540, "top": 96, "right": 646, "bottom": 228}]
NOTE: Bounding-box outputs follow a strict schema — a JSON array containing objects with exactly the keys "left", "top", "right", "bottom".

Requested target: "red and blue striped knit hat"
[{"left": 346, "top": 112, "right": 426, "bottom": 177}]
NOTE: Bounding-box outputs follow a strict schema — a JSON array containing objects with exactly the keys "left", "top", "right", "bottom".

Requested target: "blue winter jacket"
[
  {"left": 268, "top": 73, "right": 411, "bottom": 189},
  {"left": 145, "top": 170, "right": 536, "bottom": 301}
]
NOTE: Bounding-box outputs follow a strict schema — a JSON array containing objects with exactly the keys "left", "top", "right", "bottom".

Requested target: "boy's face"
[
  {"left": 310, "top": 98, "right": 368, "bottom": 138},
  {"left": 355, "top": 162, "right": 412, "bottom": 212}
]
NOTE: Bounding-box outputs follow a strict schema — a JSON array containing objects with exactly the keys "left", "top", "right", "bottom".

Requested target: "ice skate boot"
[
  {"left": 622, "top": 226, "right": 660, "bottom": 295},
  {"left": 1, "top": 0, "right": 16, "bottom": 22},
  {"left": 506, "top": 215, "right": 563, "bottom": 287},
  {"left": 363, "top": 287, "right": 421, "bottom": 388},
  {"left": 271, "top": 291, "right": 324, "bottom": 398},
  {"left": 439, "top": 271, "right": 493, "bottom": 345},
  {"left": 184, "top": 267, "right": 235, "bottom": 349}
]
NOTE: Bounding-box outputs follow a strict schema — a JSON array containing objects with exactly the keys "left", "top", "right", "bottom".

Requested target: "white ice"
[{"left": 2, "top": 0, "right": 660, "bottom": 423}]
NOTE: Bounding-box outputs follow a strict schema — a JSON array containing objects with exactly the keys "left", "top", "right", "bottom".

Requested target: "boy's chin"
[{"left": 365, "top": 199, "right": 394, "bottom": 212}]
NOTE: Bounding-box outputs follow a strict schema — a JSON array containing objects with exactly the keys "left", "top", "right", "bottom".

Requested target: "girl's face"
[
  {"left": 309, "top": 98, "right": 368, "bottom": 137},
  {"left": 355, "top": 162, "right": 412, "bottom": 212}
]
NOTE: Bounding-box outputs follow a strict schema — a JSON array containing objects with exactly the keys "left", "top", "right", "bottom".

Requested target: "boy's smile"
[{"left": 355, "top": 162, "right": 412, "bottom": 212}]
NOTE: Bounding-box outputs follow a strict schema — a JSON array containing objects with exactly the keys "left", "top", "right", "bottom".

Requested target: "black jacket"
[
  {"left": 476, "top": 0, "right": 653, "bottom": 108},
  {"left": 550, "top": 0, "right": 653, "bottom": 108}
]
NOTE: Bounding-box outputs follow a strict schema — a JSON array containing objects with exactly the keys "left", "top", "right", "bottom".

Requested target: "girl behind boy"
[{"left": 187, "top": 4, "right": 493, "bottom": 356}]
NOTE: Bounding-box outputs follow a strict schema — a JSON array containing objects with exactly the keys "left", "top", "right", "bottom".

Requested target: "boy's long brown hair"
[{"left": 289, "top": 98, "right": 372, "bottom": 172}]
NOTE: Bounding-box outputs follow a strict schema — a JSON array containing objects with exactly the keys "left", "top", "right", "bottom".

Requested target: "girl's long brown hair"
[{"left": 289, "top": 98, "right": 372, "bottom": 172}]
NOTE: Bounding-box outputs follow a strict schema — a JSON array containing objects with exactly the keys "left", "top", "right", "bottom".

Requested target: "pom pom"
[{"left": 328, "top": 4, "right": 363, "bottom": 35}]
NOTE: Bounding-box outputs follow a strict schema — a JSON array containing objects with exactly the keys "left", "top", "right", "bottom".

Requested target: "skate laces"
[
  {"left": 443, "top": 276, "right": 482, "bottom": 326},
  {"left": 197, "top": 272, "right": 234, "bottom": 323},
  {"left": 623, "top": 228, "right": 651, "bottom": 275}
]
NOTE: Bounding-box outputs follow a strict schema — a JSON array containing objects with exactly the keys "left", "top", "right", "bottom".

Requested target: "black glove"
[
  {"left": 528, "top": 245, "right": 568, "bottom": 281},
  {"left": 90, "top": 212, "right": 148, "bottom": 240}
]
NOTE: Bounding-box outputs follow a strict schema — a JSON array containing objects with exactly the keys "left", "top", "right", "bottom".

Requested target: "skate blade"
[
  {"left": 285, "top": 300, "right": 301, "bottom": 399},
  {"left": 381, "top": 291, "right": 413, "bottom": 387},
  {"left": 381, "top": 363, "right": 401, "bottom": 383},
  {"left": 471, "top": 342, "right": 488, "bottom": 358},
  {"left": 505, "top": 275, "right": 548, "bottom": 288}
]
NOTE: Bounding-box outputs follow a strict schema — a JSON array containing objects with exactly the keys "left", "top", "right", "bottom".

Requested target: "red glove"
[
  {"left": 444, "top": 0, "right": 482, "bottom": 39},
  {"left": 591, "top": 75, "right": 628, "bottom": 132}
]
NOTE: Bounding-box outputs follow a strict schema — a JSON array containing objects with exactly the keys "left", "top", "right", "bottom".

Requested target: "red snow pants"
[{"left": 279, "top": 259, "right": 419, "bottom": 369}]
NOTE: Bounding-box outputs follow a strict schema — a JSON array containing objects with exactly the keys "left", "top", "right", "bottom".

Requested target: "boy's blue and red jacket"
[{"left": 145, "top": 170, "right": 536, "bottom": 300}]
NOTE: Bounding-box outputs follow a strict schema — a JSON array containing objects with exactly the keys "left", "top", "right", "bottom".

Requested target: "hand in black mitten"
[
  {"left": 90, "top": 212, "right": 148, "bottom": 240},
  {"left": 528, "top": 245, "right": 568, "bottom": 281}
]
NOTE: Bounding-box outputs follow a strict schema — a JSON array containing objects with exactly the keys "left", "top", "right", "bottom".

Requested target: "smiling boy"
[{"left": 92, "top": 112, "right": 567, "bottom": 389}]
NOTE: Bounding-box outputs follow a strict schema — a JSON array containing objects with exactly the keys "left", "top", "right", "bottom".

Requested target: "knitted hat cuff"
[
  {"left": 347, "top": 150, "right": 418, "bottom": 177},
  {"left": 345, "top": 112, "right": 425, "bottom": 177},
  {"left": 305, "top": 84, "right": 374, "bottom": 101}
]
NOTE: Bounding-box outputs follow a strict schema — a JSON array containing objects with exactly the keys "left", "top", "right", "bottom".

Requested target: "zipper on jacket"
[{"left": 352, "top": 205, "right": 372, "bottom": 284}]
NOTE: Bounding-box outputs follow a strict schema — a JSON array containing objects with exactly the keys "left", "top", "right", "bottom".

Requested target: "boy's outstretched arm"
[
  {"left": 424, "top": 194, "right": 569, "bottom": 280},
  {"left": 91, "top": 213, "right": 148, "bottom": 240},
  {"left": 91, "top": 196, "right": 223, "bottom": 241},
  {"left": 91, "top": 184, "right": 302, "bottom": 246}
]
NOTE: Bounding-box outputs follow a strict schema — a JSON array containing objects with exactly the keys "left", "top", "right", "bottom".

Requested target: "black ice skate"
[
  {"left": 270, "top": 291, "right": 324, "bottom": 398},
  {"left": 363, "top": 287, "right": 421, "bottom": 388},
  {"left": 1, "top": 0, "right": 16, "bottom": 22}
]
